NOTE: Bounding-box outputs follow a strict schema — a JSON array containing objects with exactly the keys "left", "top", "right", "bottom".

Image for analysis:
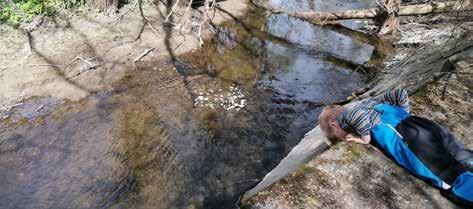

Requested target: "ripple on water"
[{"left": 0, "top": 0, "right": 379, "bottom": 209}]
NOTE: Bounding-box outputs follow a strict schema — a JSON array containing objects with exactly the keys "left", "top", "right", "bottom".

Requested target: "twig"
[
  {"left": 77, "top": 56, "right": 95, "bottom": 67},
  {"left": 165, "top": 0, "right": 180, "bottom": 22},
  {"left": 210, "top": 0, "right": 217, "bottom": 20},
  {"left": 64, "top": 56, "right": 97, "bottom": 68},
  {"left": 196, "top": 0, "right": 214, "bottom": 47},
  {"left": 186, "top": 0, "right": 194, "bottom": 13},
  {"left": 36, "top": 105, "right": 44, "bottom": 112},
  {"left": 375, "top": 0, "right": 387, "bottom": 12},
  {"left": 65, "top": 57, "right": 80, "bottom": 67},
  {"left": 198, "top": 24, "right": 204, "bottom": 46},
  {"left": 1, "top": 66, "right": 10, "bottom": 72},
  {"left": 236, "top": 179, "right": 260, "bottom": 183},
  {"left": 460, "top": 62, "right": 473, "bottom": 68},
  {"left": 353, "top": 65, "right": 367, "bottom": 74},
  {"left": 440, "top": 0, "right": 467, "bottom": 50},
  {"left": 133, "top": 48, "right": 155, "bottom": 63},
  {"left": 158, "top": 75, "right": 204, "bottom": 89},
  {"left": 147, "top": 22, "right": 160, "bottom": 38},
  {"left": 0, "top": 102, "right": 23, "bottom": 111},
  {"left": 24, "top": 29, "right": 33, "bottom": 57},
  {"left": 172, "top": 0, "right": 194, "bottom": 51},
  {"left": 25, "top": 64, "right": 63, "bottom": 68},
  {"left": 25, "top": 52, "right": 63, "bottom": 62},
  {"left": 234, "top": 195, "right": 242, "bottom": 209}
]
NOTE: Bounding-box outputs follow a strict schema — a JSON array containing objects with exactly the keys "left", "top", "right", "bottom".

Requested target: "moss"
[
  {"left": 342, "top": 143, "right": 365, "bottom": 163},
  {"left": 108, "top": 101, "right": 184, "bottom": 208},
  {"left": 186, "top": 204, "right": 198, "bottom": 209},
  {"left": 195, "top": 108, "right": 223, "bottom": 141},
  {"left": 412, "top": 83, "right": 431, "bottom": 99},
  {"left": 290, "top": 164, "right": 330, "bottom": 188},
  {"left": 278, "top": 177, "right": 290, "bottom": 185},
  {"left": 302, "top": 195, "right": 321, "bottom": 208},
  {"left": 292, "top": 165, "right": 318, "bottom": 179}
]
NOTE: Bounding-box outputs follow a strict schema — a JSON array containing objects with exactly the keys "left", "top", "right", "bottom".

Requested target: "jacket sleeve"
[
  {"left": 338, "top": 108, "right": 372, "bottom": 136},
  {"left": 380, "top": 88, "right": 410, "bottom": 113}
]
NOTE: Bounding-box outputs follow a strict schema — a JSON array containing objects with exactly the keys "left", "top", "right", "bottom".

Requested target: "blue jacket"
[{"left": 371, "top": 104, "right": 473, "bottom": 203}]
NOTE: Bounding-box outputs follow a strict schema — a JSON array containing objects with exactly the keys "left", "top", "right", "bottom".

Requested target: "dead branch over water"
[{"left": 266, "top": 0, "right": 472, "bottom": 22}]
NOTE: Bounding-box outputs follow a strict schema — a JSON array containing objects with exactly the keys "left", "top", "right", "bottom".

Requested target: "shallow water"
[{"left": 0, "top": 1, "right": 377, "bottom": 209}]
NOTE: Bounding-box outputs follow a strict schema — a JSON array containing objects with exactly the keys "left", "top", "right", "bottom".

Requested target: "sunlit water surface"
[{"left": 0, "top": 1, "right": 378, "bottom": 208}]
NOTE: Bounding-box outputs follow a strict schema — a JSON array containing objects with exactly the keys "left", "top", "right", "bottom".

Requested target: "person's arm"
[
  {"left": 380, "top": 88, "right": 410, "bottom": 113},
  {"left": 346, "top": 134, "right": 371, "bottom": 144},
  {"left": 338, "top": 108, "right": 373, "bottom": 142}
]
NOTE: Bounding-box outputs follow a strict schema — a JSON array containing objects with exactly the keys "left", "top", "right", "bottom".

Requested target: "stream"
[{"left": 0, "top": 0, "right": 378, "bottom": 209}]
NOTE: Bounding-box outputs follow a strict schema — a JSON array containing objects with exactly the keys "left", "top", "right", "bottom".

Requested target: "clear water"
[{"left": 0, "top": 1, "right": 379, "bottom": 209}]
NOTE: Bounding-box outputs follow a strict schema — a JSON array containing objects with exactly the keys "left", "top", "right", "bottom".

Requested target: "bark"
[
  {"left": 378, "top": 14, "right": 400, "bottom": 36},
  {"left": 382, "top": 0, "right": 401, "bottom": 14},
  {"left": 377, "top": 0, "right": 401, "bottom": 36},
  {"left": 270, "top": 0, "right": 472, "bottom": 23}
]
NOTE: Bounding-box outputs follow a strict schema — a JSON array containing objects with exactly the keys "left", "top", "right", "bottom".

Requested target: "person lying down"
[{"left": 318, "top": 88, "right": 473, "bottom": 207}]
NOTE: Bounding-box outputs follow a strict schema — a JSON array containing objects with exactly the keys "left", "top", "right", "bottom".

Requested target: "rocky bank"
[{"left": 242, "top": 5, "right": 473, "bottom": 209}]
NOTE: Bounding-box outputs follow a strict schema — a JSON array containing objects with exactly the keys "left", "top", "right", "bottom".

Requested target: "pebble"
[{"left": 194, "top": 84, "right": 247, "bottom": 111}]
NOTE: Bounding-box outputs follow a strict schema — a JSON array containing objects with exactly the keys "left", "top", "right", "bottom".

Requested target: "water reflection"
[
  {"left": 269, "top": 0, "right": 374, "bottom": 12},
  {"left": 267, "top": 0, "right": 375, "bottom": 64},
  {"left": 270, "top": 0, "right": 376, "bottom": 29},
  {"left": 0, "top": 1, "right": 376, "bottom": 209},
  {"left": 261, "top": 42, "right": 362, "bottom": 103}
]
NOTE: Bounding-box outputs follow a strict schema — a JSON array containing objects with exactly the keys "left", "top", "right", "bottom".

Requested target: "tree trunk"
[
  {"left": 87, "top": 0, "right": 120, "bottom": 12},
  {"left": 269, "top": 0, "right": 472, "bottom": 22}
]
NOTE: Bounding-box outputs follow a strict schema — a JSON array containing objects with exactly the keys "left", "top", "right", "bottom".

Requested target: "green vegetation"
[
  {"left": 0, "top": 0, "right": 85, "bottom": 26},
  {"left": 342, "top": 143, "right": 365, "bottom": 163}
]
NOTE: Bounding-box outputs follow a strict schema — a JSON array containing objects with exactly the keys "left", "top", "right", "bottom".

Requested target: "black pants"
[
  {"left": 396, "top": 116, "right": 473, "bottom": 183},
  {"left": 396, "top": 116, "right": 473, "bottom": 207}
]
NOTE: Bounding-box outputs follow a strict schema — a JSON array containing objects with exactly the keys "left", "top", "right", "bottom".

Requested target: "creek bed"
[{"left": 0, "top": 1, "right": 380, "bottom": 209}]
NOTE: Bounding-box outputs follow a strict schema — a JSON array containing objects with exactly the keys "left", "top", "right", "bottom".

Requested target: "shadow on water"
[{"left": 0, "top": 0, "right": 386, "bottom": 209}]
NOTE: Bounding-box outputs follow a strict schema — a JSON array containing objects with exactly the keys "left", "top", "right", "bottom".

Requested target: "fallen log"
[{"left": 268, "top": 0, "right": 472, "bottom": 22}]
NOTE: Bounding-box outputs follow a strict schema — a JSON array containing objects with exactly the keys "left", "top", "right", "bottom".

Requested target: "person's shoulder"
[{"left": 356, "top": 99, "right": 381, "bottom": 108}]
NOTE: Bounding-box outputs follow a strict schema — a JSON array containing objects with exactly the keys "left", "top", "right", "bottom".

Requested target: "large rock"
[
  {"left": 244, "top": 143, "right": 460, "bottom": 209},
  {"left": 242, "top": 41, "right": 473, "bottom": 209}
]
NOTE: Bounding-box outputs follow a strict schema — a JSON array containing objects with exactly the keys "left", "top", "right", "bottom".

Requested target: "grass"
[
  {"left": 341, "top": 143, "right": 365, "bottom": 163},
  {"left": 0, "top": 0, "right": 85, "bottom": 27}
]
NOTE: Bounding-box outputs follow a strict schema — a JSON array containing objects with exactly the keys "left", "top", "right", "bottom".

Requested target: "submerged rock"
[{"left": 194, "top": 84, "right": 247, "bottom": 111}]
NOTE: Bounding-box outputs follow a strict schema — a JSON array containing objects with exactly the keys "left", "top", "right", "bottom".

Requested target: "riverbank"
[
  {"left": 0, "top": 0, "right": 247, "bottom": 112},
  {"left": 242, "top": 51, "right": 473, "bottom": 208},
  {"left": 242, "top": 4, "right": 473, "bottom": 209}
]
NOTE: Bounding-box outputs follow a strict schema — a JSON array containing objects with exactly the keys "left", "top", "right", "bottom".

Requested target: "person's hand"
[
  {"left": 345, "top": 134, "right": 359, "bottom": 141},
  {"left": 345, "top": 134, "right": 369, "bottom": 144}
]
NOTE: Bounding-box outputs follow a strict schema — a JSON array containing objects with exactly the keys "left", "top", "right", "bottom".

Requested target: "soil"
[{"left": 0, "top": 0, "right": 247, "bottom": 109}]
